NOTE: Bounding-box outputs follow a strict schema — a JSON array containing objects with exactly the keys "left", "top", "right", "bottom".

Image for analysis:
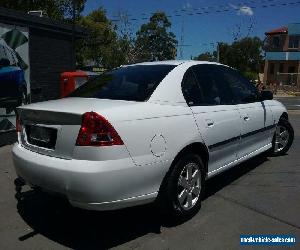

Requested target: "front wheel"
[{"left": 269, "top": 118, "right": 294, "bottom": 156}]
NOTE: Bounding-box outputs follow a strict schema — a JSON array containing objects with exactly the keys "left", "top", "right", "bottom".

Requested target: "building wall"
[
  {"left": 29, "top": 28, "right": 75, "bottom": 102},
  {"left": 264, "top": 60, "right": 300, "bottom": 86}
]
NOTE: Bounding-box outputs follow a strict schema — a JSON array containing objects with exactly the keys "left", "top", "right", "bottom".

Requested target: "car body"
[
  {"left": 0, "top": 39, "right": 26, "bottom": 108},
  {"left": 12, "top": 61, "right": 293, "bottom": 218}
]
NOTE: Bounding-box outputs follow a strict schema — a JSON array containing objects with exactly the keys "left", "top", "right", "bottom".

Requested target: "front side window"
[
  {"left": 219, "top": 67, "right": 259, "bottom": 104},
  {"left": 192, "top": 65, "right": 234, "bottom": 105},
  {"left": 69, "top": 64, "right": 176, "bottom": 101}
]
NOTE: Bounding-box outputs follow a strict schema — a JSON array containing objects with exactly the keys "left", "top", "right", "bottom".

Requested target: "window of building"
[
  {"left": 288, "top": 36, "right": 299, "bottom": 49},
  {"left": 272, "top": 36, "right": 280, "bottom": 48},
  {"left": 279, "top": 63, "right": 284, "bottom": 73},
  {"left": 270, "top": 63, "right": 275, "bottom": 75},
  {"left": 288, "top": 66, "right": 296, "bottom": 73}
]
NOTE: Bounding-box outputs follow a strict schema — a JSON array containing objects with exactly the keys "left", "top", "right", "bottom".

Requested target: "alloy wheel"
[
  {"left": 177, "top": 162, "right": 201, "bottom": 211},
  {"left": 274, "top": 125, "right": 290, "bottom": 153}
]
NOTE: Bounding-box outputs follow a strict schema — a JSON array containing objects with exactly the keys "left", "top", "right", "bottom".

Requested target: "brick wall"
[{"left": 29, "top": 28, "right": 75, "bottom": 102}]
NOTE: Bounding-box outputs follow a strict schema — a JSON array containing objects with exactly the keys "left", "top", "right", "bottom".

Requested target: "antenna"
[{"left": 179, "top": 16, "right": 185, "bottom": 59}]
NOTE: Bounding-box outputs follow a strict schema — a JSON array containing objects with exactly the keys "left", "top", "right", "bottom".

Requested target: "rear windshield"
[{"left": 69, "top": 64, "right": 176, "bottom": 101}]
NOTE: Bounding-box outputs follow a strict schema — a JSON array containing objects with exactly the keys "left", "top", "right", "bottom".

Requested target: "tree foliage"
[
  {"left": 76, "top": 8, "right": 126, "bottom": 69},
  {"left": 134, "top": 12, "right": 177, "bottom": 62},
  {"left": 219, "top": 37, "right": 263, "bottom": 76},
  {"left": 0, "top": 0, "right": 86, "bottom": 20},
  {"left": 193, "top": 37, "right": 263, "bottom": 79},
  {"left": 193, "top": 51, "right": 217, "bottom": 62}
]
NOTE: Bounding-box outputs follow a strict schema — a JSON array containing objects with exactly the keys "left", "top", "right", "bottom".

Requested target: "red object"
[
  {"left": 16, "top": 115, "right": 21, "bottom": 132},
  {"left": 265, "top": 26, "right": 288, "bottom": 35},
  {"left": 60, "top": 71, "right": 88, "bottom": 98},
  {"left": 76, "top": 112, "right": 124, "bottom": 146}
]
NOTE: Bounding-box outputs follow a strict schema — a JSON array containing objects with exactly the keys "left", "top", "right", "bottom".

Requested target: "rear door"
[
  {"left": 182, "top": 65, "right": 241, "bottom": 174},
  {"left": 219, "top": 66, "right": 274, "bottom": 158}
]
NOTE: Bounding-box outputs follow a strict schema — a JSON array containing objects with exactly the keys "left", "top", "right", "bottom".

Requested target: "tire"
[
  {"left": 158, "top": 153, "right": 205, "bottom": 222},
  {"left": 269, "top": 118, "right": 294, "bottom": 156}
]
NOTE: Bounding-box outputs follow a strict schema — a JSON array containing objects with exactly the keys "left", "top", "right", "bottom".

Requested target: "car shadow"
[{"left": 16, "top": 154, "right": 269, "bottom": 249}]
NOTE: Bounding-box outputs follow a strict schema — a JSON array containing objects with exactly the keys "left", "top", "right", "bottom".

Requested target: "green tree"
[
  {"left": 0, "top": 0, "right": 85, "bottom": 20},
  {"left": 76, "top": 8, "right": 125, "bottom": 69},
  {"left": 193, "top": 51, "right": 217, "bottom": 62},
  {"left": 220, "top": 37, "right": 263, "bottom": 78},
  {"left": 135, "top": 12, "right": 177, "bottom": 62},
  {"left": 194, "top": 37, "right": 263, "bottom": 80}
]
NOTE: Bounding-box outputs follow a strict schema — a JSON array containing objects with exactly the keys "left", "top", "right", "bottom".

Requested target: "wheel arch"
[
  {"left": 280, "top": 112, "right": 288, "bottom": 121},
  {"left": 158, "top": 142, "right": 209, "bottom": 195}
]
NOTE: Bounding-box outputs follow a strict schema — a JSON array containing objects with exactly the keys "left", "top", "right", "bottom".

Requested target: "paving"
[{"left": 0, "top": 98, "right": 299, "bottom": 250}]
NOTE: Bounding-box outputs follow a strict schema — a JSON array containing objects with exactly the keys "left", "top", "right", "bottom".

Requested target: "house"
[{"left": 263, "top": 23, "right": 300, "bottom": 88}]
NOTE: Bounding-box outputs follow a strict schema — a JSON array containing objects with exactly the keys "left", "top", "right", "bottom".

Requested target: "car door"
[
  {"left": 220, "top": 66, "right": 274, "bottom": 159},
  {"left": 182, "top": 65, "right": 241, "bottom": 174}
]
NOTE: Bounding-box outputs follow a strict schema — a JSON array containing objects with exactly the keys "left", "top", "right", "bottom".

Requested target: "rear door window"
[{"left": 181, "top": 69, "right": 204, "bottom": 106}]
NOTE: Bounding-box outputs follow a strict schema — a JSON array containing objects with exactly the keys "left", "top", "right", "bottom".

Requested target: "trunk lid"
[{"left": 17, "top": 97, "right": 137, "bottom": 159}]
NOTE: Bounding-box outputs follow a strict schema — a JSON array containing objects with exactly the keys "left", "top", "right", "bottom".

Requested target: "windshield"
[{"left": 69, "top": 64, "right": 176, "bottom": 101}]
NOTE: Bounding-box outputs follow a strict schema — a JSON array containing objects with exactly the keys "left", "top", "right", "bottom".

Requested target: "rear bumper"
[{"left": 12, "top": 143, "right": 160, "bottom": 210}]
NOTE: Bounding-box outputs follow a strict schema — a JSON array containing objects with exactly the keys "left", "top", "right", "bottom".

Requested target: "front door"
[
  {"left": 219, "top": 66, "right": 274, "bottom": 158},
  {"left": 181, "top": 65, "right": 241, "bottom": 174}
]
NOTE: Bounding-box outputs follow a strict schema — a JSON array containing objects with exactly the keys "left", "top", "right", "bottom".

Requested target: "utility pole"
[
  {"left": 217, "top": 42, "right": 220, "bottom": 63},
  {"left": 179, "top": 16, "right": 185, "bottom": 59}
]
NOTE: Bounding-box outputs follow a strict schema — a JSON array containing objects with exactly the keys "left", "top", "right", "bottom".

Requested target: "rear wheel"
[
  {"left": 158, "top": 153, "right": 205, "bottom": 221},
  {"left": 270, "top": 118, "right": 294, "bottom": 156}
]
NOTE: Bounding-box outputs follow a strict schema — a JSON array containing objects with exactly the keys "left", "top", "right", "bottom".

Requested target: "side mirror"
[
  {"left": 260, "top": 90, "right": 273, "bottom": 101},
  {"left": 0, "top": 58, "right": 10, "bottom": 68}
]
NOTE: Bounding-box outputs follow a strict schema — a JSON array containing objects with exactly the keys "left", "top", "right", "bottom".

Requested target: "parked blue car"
[{"left": 0, "top": 39, "right": 27, "bottom": 108}]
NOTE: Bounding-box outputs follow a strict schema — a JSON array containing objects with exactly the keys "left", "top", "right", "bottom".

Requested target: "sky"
[{"left": 83, "top": 0, "right": 300, "bottom": 59}]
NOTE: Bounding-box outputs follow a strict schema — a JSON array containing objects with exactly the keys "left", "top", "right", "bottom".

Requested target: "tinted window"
[
  {"left": 192, "top": 65, "right": 234, "bottom": 105},
  {"left": 69, "top": 65, "right": 176, "bottom": 101},
  {"left": 182, "top": 69, "right": 203, "bottom": 106},
  {"left": 219, "top": 66, "right": 259, "bottom": 104}
]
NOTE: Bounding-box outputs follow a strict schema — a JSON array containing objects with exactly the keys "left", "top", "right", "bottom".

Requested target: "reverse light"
[{"left": 76, "top": 112, "right": 124, "bottom": 146}]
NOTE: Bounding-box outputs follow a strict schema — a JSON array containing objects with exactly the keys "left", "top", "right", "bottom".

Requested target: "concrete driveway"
[{"left": 0, "top": 100, "right": 299, "bottom": 250}]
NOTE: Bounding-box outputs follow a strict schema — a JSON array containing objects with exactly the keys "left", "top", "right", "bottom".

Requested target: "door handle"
[{"left": 206, "top": 119, "right": 214, "bottom": 127}]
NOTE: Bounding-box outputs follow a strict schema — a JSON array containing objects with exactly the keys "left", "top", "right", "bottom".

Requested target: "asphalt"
[{"left": 0, "top": 98, "right": 300, "bottom": 250}]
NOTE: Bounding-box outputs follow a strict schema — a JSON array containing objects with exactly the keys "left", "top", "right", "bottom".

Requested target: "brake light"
[
  {"left": 16, "top": 115, "right": 21, "bottom": 132},
  {"left": 76, "top": 112, "right": 124, "bottom": 146}
]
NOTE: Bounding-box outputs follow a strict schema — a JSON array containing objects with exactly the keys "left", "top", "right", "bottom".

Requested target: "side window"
[
  {"left": 182, "top": 69, "right": 203, "bottom": 106},
  {"left": 193, "top": 65, "right": 234, "bottom": 105},
  {"left": 220, "top": 67, "right": 259, "bottom": 104}
]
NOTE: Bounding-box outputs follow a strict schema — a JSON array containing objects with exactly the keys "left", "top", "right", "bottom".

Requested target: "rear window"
[{"left": 69, "top": 64, "right": 176, "bottom": 101}]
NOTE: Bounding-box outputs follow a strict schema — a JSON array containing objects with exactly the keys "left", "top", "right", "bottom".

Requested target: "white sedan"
[{"left": 12, "top": 61, "right": 294, "bottom": 221}]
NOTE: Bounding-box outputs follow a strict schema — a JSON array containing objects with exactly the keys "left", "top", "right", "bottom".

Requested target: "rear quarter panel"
[{"left": 107, "top": 102, "right": 202, "bottom": 167}]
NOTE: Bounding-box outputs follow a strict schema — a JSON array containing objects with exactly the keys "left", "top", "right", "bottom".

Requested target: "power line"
[{"left": 110, "top": 0, "right": 293, "bottom": 22}]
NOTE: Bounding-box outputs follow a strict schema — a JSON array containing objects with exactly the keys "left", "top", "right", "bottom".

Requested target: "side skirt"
[{"left": 207, "top": 143, "right": 272, "bottom": 179}]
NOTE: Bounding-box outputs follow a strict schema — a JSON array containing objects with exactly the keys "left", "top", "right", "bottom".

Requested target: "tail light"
[
  {"left": 76, "top": 112, "right": 124, "bottom": 146},
  {"left": 16, "top": 115, "right": 21, "bottom": 132}
]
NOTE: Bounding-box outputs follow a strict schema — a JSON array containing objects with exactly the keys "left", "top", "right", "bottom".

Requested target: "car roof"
[{"left": 124, "top": 60, "right": 222, "bottom": 67}]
